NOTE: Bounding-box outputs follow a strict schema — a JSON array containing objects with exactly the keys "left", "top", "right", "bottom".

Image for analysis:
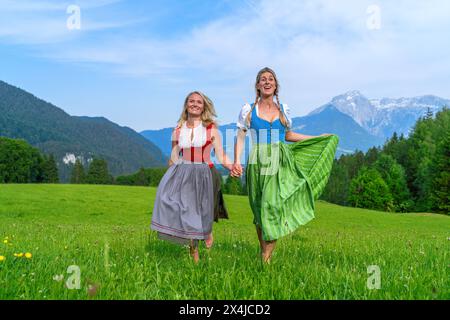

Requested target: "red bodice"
[{"left": 175, "top": 123, "right": 214, "bottom": 168}]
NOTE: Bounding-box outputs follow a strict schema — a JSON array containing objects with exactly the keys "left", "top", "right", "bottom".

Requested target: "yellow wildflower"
[
  {"left": 25, "top": 253, "right": 32, "bottom": 259},
  {"left": 0, "top": 256, "right": 5, "bottom": 262}
]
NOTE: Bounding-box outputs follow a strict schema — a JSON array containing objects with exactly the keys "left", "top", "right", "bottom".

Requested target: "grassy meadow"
[{"left": 0, "top": 184, "right": 448, "bottom": 300}]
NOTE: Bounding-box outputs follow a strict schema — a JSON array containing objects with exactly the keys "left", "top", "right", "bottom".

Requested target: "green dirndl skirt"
[{"left": 246, "top": 135, "right": 339, "bottom": 241}]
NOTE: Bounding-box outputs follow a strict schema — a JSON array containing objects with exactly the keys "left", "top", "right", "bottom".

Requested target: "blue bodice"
[{"left": 249, "top": 104, "right": 286, "bottom": 144}]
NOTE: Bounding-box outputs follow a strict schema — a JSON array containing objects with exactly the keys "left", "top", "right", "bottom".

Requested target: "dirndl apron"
[{"left": 151, "top": 123, "right": 227, "bottom": 245}]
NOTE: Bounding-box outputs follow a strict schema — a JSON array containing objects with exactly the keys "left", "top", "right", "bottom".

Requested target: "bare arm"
[
  {"left": 212, "top": 128, "right": 233, "bottom": 171},
  {"left": 235, "top": 129, "right": 247, "bottom": 165},
  {"left": 285, "top": 130, "right": 332, "bottom": 142},
  {"left": 230, "top": 128, "right": 247, "bottom": 177},
  {"left": 285, "top": 131, "right": 316, "bottom": 142},
  {"left": 168, "top": 129, "right": 180, "bottom": 166}
]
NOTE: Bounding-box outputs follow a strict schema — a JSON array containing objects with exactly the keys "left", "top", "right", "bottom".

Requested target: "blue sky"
[{"left": 1, "top": 0, "right": 449, "bottom": 131}]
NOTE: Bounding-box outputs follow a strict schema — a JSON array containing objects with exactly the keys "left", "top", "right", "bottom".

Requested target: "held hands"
[
  {"left": 230, "top": 163, "right": 243, "bottom": 178},
  {"left": 223, "top": 163, "right": 242, "bottom": 178}
]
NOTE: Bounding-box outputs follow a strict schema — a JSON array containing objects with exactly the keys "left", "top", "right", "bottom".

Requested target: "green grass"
[{"left": 0, "top": 184, "right": 449, "bottom": 300}]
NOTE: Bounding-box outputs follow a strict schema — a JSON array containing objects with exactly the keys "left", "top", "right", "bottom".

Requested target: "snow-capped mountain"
[
  {"left": 141, "top": 91, "right": 449, "bottom": 160},
  {"left": 309, "top": 91, "right": 450, "bottom": 139},
  {"left": 291, "top": 105, "right": 385, "bottom": 156},
  {"left": 310, "top": 91, "right": 377, "bottom": 129}
]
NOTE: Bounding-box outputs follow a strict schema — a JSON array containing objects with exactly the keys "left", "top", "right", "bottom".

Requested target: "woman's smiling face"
[
  {"left": 186, "top": 93, "right": 204, "bottom": 117},
  {"left": 257, "top": 71, "right": 277, "bottom": 97}
]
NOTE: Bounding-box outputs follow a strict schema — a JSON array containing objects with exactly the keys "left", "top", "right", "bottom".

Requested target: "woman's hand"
[
  {"left": 230, "top": 163, "right": 243, "bottom": 177},
  {"left": 223, "top": 163, "right": 233, "bottom": 172}
]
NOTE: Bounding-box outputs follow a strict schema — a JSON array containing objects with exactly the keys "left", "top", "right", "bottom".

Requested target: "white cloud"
[
  {"left": 1, "top": 0, "right": 449, "bottom": 128},
  {"left": 0, "top": 0, "right": 133, "bottom": 44}
]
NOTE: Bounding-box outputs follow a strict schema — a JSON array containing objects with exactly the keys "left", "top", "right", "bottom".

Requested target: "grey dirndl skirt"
[{"left": 151, "top": 160, "right": 214, "bottom": 245}]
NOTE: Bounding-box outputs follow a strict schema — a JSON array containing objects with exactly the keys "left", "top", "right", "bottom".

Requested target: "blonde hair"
[
  {"left": 177, "top": 91, "right": 217, "bottom": 128},
  {"left": 245, "top": 67, "right": 288, "bottom": 128}
]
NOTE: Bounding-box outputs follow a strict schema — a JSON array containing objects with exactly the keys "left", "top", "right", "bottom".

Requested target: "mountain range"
[
  {"left": 309, "top": 90, "right": 450, "bottom": 139},
  {"left": 1, "top": 78, "right": 447, "bottom": 180},
  {"left": 0, "top": 80, "right": 167, "bottom": 182},
  {"left": 141, "top": 91, "right": 449, "bottom": 159}
]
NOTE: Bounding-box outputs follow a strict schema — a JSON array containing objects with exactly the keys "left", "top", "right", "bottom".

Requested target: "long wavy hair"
[
  {"left": 177, "top": 91, "right": 217, "bottom": 128},
  {"left": 246, "top": 67, "right": 288, "bottom": 128}
]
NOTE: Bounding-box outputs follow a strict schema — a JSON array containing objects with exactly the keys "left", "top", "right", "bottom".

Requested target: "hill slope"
[{"left": 0, "top": 81, "right": 167, "bottom": 181}]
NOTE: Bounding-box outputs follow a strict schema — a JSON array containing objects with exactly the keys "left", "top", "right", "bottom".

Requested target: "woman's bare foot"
[
  {"left": 190, "top": 240, "right": 199, "bottom": 263},
  {"left": 261, "top": 252, "right": 272, "bottom": 264},
  {"left": 262, "top": 240, "right": 276, "bottom": 264},
  {"left": 205, "top": 233, "right": 214, "bottom": 249}
]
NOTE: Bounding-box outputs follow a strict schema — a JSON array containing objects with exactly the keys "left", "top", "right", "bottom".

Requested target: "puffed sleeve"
[
  {"left": 237, "top": 103, "right": 252, "bottom": 131},
  {"left": 281, "top": 103, "right": 293, "bottom": 130}
]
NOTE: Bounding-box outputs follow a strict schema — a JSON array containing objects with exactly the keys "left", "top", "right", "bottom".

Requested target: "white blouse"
[
  {"left": 236, "top": 102, "right": 292, "bottom": 130},
  {"left": 178, "top": 122, "right": 208, "bottom": 148}
]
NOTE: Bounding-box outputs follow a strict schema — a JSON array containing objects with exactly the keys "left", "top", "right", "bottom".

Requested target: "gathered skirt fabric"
[
  {"left": 246, "top": 135, "right": 339, "bottom": 241},
  {"left": 210, "top": 165, "right": 229, "bottom": 222},
  {"left": 151, "top": 161, "right": 214, "bottom": 244}
]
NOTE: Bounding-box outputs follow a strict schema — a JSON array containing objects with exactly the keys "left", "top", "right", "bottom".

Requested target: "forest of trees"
[
  {"left": 222, "top": 176, "right": 247, "bottom": 196},
  {"left": 321, "top": 107, "right": 449, "bottom": 214},
  {"left": 115, "top": 167, "right": 167, "bottom": 187},
  {"left": 0, "top": 137, "right": 114, "bottom": 185},
  {"left": 0, "top": 80, "right": 167, "bottom": 183},
  {"left": 1, "top": 107, "right": 448, "bottom": 215},
  {"left": 70, "top": 158, "right": 114, "bottom": 185},
  {"left": 114, "top": 166, "right": 249, "bottom": 196},
  {"left": 0, "top": 137, "right": 59, "bottom": 183}
]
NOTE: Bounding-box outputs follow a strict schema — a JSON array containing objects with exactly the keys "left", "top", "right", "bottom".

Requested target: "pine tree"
[
  {"left": 392, "top": 132, "right": 399, "bottom": 143},
  {"left": 135, "top": 167, "right": 149, "bottom": 186},
  {"left": 321, "top": 159, "right": 350, "bottom": 205},
  {"left": 347, "top": 150, "right": 365, "bottom": 180},
  {"left": 41, "top": 154, "right": 59, "bottom": 183},
  {"left": 86, "top": 158, "right": 113, "bottom": 185},
  {"left": 70, "top": 159, "right": 85, "bottom": 184},
  {"left": 405, "top": 115, "right": 436, "bottom": 211},
  {"left": 383, "top": 132, "right": 409, "bottom": 170},
  {"left": 364, "top": 146, "right": 380, "bottom": 166},
  {"left": 425, "top": 107, "right": 434, "bottom": 120},
  {"left": 223, "top": 176, "right": 243, "bottom": 195},
  {"left": 430, "top": 124, "right": 450, "bottom": 214}
]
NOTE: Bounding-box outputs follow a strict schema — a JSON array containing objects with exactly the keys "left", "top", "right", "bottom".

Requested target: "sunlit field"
[{"left": 0, "top": 184, "right": 448, "bottom": 300}]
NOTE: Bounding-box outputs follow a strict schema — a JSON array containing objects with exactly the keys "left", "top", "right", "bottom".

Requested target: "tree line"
[
  {"left": 2, "top": 107, "right": 448, "bottom": 214},
  {"left": 0, "top": 137, "right": 58, "bottom": 183},
  {"left": 0, "top": 136, "right": 249, "bottom": 195},
  {"left": 321, "top": 107, "right": 449, "bottom": 214},
  {"left": 0, "top": 139, "right": 115, "bottom": 185}
]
